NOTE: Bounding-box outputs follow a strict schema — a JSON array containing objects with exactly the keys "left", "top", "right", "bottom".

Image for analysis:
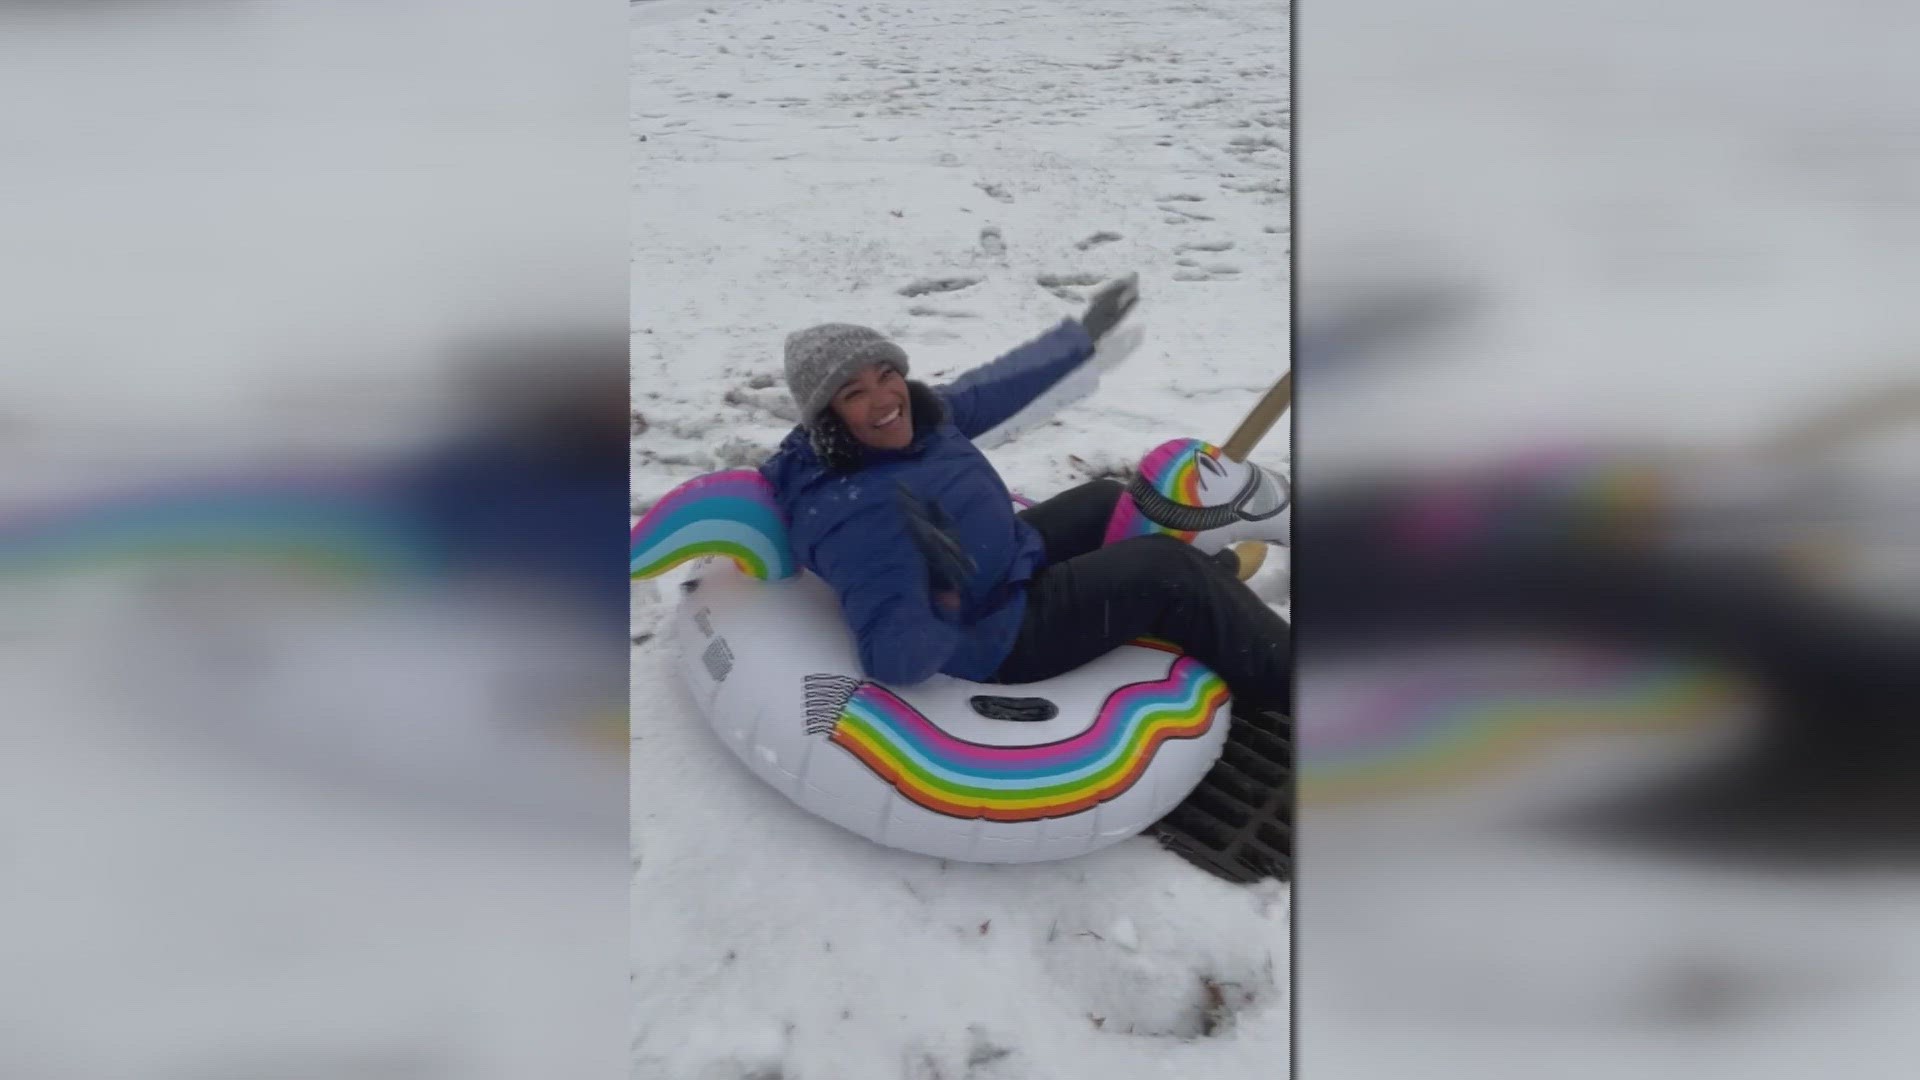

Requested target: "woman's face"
[{"left": 829, "top": 363, "right": 913, "bottom": 450}]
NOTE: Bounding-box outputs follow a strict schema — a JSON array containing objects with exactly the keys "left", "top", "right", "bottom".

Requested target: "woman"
[{"left": 757, "top": 276, "right": 1293, "bottom": 712}]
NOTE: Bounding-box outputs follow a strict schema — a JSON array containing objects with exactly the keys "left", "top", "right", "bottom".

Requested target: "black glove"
[
  {"left": 1079, "top": 272, "right": 1140, "bottom": 343},
  {"left": 895, "top": 483, "right": 976, "bottom": 597}
]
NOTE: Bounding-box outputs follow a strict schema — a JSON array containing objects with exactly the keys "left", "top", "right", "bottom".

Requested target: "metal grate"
[{"left": 1151, "top": 704, "right": 1292, "bottom": 884}]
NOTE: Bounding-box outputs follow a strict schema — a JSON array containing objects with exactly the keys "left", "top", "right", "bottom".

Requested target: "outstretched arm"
[
  {"left": 940, "top": 320, "right": 1097, "bottom": 440},
  {"left": 942, "top": 274, "right": 1139, "bottom": 439}
]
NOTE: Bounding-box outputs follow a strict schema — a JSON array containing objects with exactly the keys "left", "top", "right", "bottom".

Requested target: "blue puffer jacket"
[{"left": 759, "top": 319, "right": 1097, "bottom": 686}]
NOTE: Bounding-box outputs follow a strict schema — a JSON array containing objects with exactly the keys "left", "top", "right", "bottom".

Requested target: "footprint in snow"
[
  {"left": 1174, "top": 266, "right": 1244, "bottom": 282},
  {"left": 1035, "top": 271, "right": 1102, "bottom": 304},
  {"left": 1156, "top": 193, "right": 1206, "bottom": 202},
  {"left": 979, "top": 225, "right": 1007, "bottom": 259},
  {"left": 1036, "top": 272, "right": 1104, "bottom": 288},
  {"left": 901, "top": 1026, "right": 1022, "bottom": 1080},
  {"left": 898, "top": 276, "right": 983, "bottom": 297},
  {"left": 1225, "top": 134, "right": 1285, "bottom": 158},
  {"left": 722, "top": 386, "right": 798, "bottom": 422},
  {"left": 975, "top": 181, "right": 1015, "bottom": 203},
  {"left": 1041, "top": 899, "right": 1280, "bottom": 1040},
  {"left": 1177, "top": 240, "right": 1235, "bottom": 253},
  {"left": 1075, "top": 231, "right": 1122, "bottom": 250},
  {"left": 1161, "top": 205, "right": 1215, "bottom": 222},
  {"left": 908, "top": 305, "right": 980, "bottom": 319}
]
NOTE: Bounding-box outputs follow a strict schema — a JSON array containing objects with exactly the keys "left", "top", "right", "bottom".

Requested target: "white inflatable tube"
[{"left": 667, "top": 556, "right": 1230, "bottom": 863}]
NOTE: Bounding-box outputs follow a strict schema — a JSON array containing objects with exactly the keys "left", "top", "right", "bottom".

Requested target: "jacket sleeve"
[
  {"left": 809, "top": 499, "right": 984, "bottom": 687},
  {"left": 940, "top": 319, "right": 1097, "bottom": 440}
]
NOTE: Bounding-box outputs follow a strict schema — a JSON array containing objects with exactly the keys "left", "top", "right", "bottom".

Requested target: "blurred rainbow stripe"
[
  {"left": 1299, "top": 651, "right": 1748, "bottom": 805},
  {"left": 0, "top": 474, "right": 435, "bottom": 578},
  {"left": 629, "top": 469, "right": 795, "bottom": 582},
  {"left": 828, "top": 655, "right": 1227, "bottom": 822},
  {"left": 1102, "top": 438, "right": 1215, "bottom": 545},
  {"left": 1395, "top": 450, "right": 1670, "bottom": 555}
]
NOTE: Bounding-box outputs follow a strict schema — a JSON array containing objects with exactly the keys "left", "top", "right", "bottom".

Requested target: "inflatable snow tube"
[{"left": 631, "top": 469, "right": 1233, "bottom": 864}]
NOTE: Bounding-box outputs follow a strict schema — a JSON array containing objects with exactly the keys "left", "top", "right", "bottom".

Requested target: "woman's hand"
[
  {"left": 1079, "top": 272, "right": 1140, "bottom": 344},
  {"left": 896, "top": 483, "right": 977, "bottom": 610}
]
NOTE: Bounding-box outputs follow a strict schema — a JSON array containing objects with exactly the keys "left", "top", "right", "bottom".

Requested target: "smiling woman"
[
  {"left": 832, "top": 366, "right": 915, "bottom": 450},
  {"left": 783, "top": 323, "right": 917, "bottom": 462},
  {"left": 759, "top": 287, "right": 1292, "bottom": 708}
]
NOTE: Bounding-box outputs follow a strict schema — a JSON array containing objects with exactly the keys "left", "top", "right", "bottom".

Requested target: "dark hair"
[{"left": 807, "top": 408, "right": 867, "bottom": 473}]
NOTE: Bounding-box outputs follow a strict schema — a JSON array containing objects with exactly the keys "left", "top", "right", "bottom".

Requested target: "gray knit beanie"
[{"left": 783, "top": 323, "right": 911, "bottom": 426}]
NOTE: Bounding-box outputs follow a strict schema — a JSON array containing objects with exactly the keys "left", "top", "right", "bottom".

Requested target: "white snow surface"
[{"left": 630, "top": 1, "right": 1292, "bottom": 1077}]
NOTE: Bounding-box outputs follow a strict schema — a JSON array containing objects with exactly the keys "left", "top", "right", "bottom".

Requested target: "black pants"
[{"left": 993, "top": 479, "right": 1292, "bottom": 709}]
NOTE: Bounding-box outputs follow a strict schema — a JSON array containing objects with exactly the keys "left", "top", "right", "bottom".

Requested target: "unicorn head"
[{"left": 1105, "top": 439, "right": 1291, "bottom": 551}]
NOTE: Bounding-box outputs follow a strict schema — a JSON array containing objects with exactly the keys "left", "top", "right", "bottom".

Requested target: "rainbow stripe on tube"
[
  {"left": 630, "top": 470, "right": 796, "bottom": 582},
  {"left": 826, "top": 655, "right": 1227, "bottom": 822}
]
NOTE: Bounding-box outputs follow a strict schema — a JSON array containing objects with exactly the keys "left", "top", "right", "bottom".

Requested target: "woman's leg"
[
  {"left": 1015, "top": 478, "right": 1126, "bottom": 565},
  {"left": 994, "top": 534, "right": 1290, "bottom": 708}
]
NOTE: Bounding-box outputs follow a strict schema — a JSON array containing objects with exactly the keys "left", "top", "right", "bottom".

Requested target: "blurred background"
[
  {"left": 0, "top": 1, "right": 629, "bottom": 1076},
  {"left": 1295, "top": 0, "right": 1920, "bottom": 1076},
  {"left": 10, "top": 0, "right": 1920, "bottom": 1074}
]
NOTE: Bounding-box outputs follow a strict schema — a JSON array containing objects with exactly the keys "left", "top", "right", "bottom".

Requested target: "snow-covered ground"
[{"left": 630, "top": 1, "right": 1292, "bottom": 1076}]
